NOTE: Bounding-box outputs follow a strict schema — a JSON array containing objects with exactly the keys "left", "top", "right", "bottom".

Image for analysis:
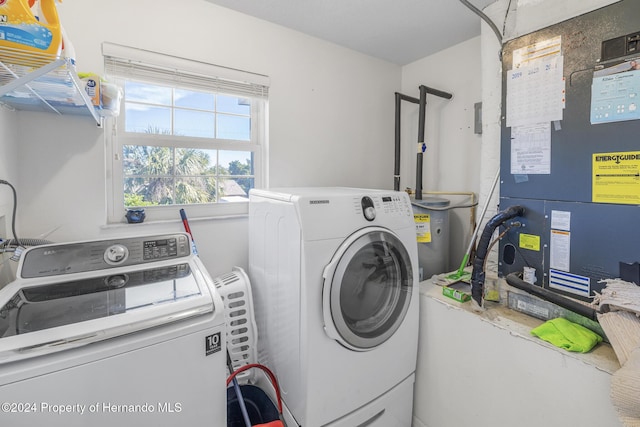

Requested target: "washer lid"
[
  {"left": 0, "top": 261, "right": 213, "bottom": 363},
  {"left": 322, "top": 227, "right": 413, "bottom": 351}
]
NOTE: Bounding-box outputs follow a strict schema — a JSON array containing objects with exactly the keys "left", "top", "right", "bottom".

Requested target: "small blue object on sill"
[{"left": 125, "top": 209, "right": 146, "bottom": 224}]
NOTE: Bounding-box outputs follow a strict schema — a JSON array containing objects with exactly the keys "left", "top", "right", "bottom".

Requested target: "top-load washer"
[
  {"left": 0, "top": 233, "right": 227, "bottom": 426},
  {"left": 249, "top": 187, "right": 419, "bottom": 427}
]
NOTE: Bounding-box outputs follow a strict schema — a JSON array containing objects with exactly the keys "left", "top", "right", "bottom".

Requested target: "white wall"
[
  {"left": 401, "top": 37, "right": 483, "bottom": 271},
  {"left": 401, "top": 37, "right": 482, "bottom": 195},
  {"left": 11, "top": 0, "right": 401, "bottom": 278}
]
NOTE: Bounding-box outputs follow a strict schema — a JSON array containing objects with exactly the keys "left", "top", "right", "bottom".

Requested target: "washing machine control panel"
[
  {"left": 20, "top": 233, "right": 192, "bottom": 278},
  {"left": 379, "top": 194, "right": 413, "bottom": 217},
  {"left": 354, "top": 194, "right": 413, "bottom": 221}
]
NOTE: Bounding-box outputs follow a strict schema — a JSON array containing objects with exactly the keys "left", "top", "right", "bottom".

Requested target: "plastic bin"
[{"left": 227, "top": 363, "right": 284, "bottom": 427}]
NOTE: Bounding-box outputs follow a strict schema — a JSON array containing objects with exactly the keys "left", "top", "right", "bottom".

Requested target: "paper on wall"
[
  {"left": 506, "top": 36, "right": 565, "bottom": 128},
  {"left": 510, "top": 122, "right": 551, "bottom": 174}
]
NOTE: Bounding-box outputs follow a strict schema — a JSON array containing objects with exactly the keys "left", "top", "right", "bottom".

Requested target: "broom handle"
[
  {"left": 227, "top": 351, "right": 252, "bottom": 427},
  {"left": 180, "top": 209, "right": 251, "bottom": 427}
]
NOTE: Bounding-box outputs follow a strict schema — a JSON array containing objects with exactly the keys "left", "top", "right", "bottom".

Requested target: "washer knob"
[
  {"left": 361, "top": 196, "right": 376, "bottom": 221},
  {"left": 105, "top": 274, "right": 128, "bottom": 288},
  {"left": 364, "top": 206, "right": 376, "bottom": 221},
  {"left": 105, "top": 244, "right": 129, "bottom": 264}
]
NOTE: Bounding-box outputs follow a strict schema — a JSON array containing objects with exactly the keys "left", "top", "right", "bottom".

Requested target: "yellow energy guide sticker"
[
  {"left": 593, "top": 152, "right": 640, "bottom": 204},
  {"left": 414, "top": 214, "right": 431, "bottom": 243},
  {"left": 519, "top": 233, "right": 541, "bottom": 251}
]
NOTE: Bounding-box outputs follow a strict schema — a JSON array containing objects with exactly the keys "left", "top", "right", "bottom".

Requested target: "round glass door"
[{"left": 322, "top": 227, "right": 413, "bottom": 350}]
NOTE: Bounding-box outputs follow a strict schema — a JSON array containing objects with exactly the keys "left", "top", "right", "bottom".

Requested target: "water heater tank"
[{"left": 412, "top": 197, "right": 450, "bottom": 280}]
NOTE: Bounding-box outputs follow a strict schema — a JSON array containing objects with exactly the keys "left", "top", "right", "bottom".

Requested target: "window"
[{"left": 103, "top": 43, "right": 269, "bottom": 223}]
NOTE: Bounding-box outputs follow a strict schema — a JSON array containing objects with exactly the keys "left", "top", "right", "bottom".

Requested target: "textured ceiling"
[{"left": 205, "top": 0, "right": 496, "bottom": 65}]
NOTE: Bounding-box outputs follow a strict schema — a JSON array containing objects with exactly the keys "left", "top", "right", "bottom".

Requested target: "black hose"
[
  {"left": 506, "top": 272, "right": 597, "bottom": 321},
  {"left": 0, "top": 180, "right": 21, "bottom": 247},
  {"left": 1, "top": 238, "right": 53, "bottom": 248},
  {"left": 470, "top": 205, "right": 524, "bottom": 305}
]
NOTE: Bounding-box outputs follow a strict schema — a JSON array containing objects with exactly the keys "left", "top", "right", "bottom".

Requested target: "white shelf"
[{"left": 0, "top": 46, "right": 102, "bottom": 126}]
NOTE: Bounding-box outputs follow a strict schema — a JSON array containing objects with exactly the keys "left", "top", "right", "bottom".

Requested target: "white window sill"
[{"left": 100, "top": 213, "right": 248, "bottom": 230}]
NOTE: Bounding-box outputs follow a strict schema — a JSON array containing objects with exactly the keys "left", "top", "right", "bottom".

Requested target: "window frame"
[{"left": 103, "top": 43, "right": 269, "bottom": 224}]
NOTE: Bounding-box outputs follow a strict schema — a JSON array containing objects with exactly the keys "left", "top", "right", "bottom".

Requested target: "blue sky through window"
[{"left": 124, "top": 81, "right": 251, "bottom": 140}]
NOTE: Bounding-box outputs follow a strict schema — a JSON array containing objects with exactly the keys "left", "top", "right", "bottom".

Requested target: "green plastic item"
[
  {"left": 530, "top": 317, "right": 603, "bottom": 353},
  {"left": 442, "top": 281, "right": 471, "bottom": 303},
  {"left": 446, "top": 252, "right": 471, "bottom": 281}
]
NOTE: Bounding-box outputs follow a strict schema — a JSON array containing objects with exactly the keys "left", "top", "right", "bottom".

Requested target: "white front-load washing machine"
[{"left": 249, "top": 187, "right": 419, "bottom": 427}]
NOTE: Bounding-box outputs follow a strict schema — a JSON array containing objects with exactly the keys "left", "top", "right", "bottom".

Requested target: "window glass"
[
  {"left": 175, "top": 89, "right": 215, "bottom": 110},
  {"left": 122, "top": 146, "right": 255, "bottom": 208},
  {"left": 217, "top": 95, "right": 251, "bottom": 114},
  {"left": 174, "top": 109, "right": 215, "bottom": 138},
  {"left": 217, "top": 114, "right": 251, "bottom": 140},
  {"left": 125, "top": 81, "right": 172, "bottom": 105},
  {"left": 105, "top": 46, "right": 267, "bottom": 223},
  {"left": 125, "top": 104, "right": 171, "bottom": 134}
]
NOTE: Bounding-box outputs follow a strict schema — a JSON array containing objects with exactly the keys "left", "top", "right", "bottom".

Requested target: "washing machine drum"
[{"left": 322, "top": 227, "right": 413, "bottom": 351}]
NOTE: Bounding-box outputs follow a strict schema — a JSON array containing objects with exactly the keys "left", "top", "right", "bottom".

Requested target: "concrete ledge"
[{"left": 413, "top": 277, "right": 621, "bottom": 427}]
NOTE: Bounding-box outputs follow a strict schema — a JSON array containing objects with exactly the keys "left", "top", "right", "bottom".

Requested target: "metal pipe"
[
  {"left": 415, "top": 152, "right": 424, "bottom": 199},
  {"left": 397, "top": 93, "right": 420, "bottom": 104},
  {"left": 394, "top": 93, "right": 402, "bottom": 191},
  {"left": 416, "top": 85, "right": 453, "bottom": 200},
  {"left": 393, "top": 92, "right": 420, "bottom": 191},
  {"left": 419, "top": 85, "right": 453, "bottom": 101},
  {"left": 418, "top": 86, "right": 428, "bottom": 145},
  {"left": 416, "top": 87, "right": 427, "bottom": 200}
]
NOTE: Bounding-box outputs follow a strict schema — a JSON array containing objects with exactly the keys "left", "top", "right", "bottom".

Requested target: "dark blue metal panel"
[{"left": 498, "top": 0, "right": 640, "bottom": 300}]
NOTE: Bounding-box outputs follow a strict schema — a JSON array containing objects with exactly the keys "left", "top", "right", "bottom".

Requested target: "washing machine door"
[{"left": 322, "top": 227, "right": 413, "bottom": 351}]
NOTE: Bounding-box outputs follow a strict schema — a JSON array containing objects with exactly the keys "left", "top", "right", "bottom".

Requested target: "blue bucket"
[
  {"left": 226, "top": 363, "right": 284, "bottom": 427},
  {"left": 226, "top": 384, "right": 280, "bottom": 427}
]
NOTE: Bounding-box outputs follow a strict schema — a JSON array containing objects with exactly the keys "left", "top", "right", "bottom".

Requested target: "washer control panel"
[
  {"left": 379, "top": 194, "right": 412, "bottom": 216},
  {"left": 351, "top": 193, "right": 413, "bottom": 222},
  {"left": 351, "top": 191, "right": 413, "bottom": 226},
  {"left": 20, "top": 233, "right": 191, "bottom": 278}
]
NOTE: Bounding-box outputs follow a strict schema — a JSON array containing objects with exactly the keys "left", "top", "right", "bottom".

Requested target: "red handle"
[{"left": 227, "top": 363, "right": 283, "bottom": 414}]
